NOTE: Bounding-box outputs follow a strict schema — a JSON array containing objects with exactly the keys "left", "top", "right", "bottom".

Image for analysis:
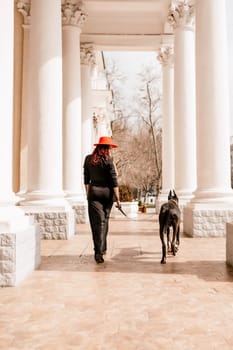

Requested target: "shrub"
[{"left": 119, "top": 185, "right": 133, "bottom": 202}]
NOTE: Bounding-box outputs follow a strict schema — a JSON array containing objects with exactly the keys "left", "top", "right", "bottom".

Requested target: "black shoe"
[{"left": 95, "top": 254, "right": 104, "bottom": 264}]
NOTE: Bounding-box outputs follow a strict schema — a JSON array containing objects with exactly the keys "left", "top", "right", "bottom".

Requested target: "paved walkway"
[{"left": 1, "top": 213, "right": 233, "bottom": 350}]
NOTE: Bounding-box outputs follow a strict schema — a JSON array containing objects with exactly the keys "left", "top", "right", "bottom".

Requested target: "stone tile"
[{"left": 0, "top": 214, "right": 233, "bottom": 349}]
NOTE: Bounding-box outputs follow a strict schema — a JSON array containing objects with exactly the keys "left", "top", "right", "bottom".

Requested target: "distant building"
[{"left": 141, "top": 193, "right": 156, "bottom": 205}]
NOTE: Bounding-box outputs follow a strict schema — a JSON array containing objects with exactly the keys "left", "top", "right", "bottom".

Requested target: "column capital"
[
  {"left": 16, "top": 0, "right": 31, "bottom": 25},
  {"left": 62, "top": 1, "right": 87, "bottom": 28},
  {"left": 168, "top": 0, "right": 195, "bottom": 31},
  {"left": 80, "top": 43, "right": 96, "bottom": 66},
  {"left": 157, "top": 46, "right": 174, "bottom": 67}
]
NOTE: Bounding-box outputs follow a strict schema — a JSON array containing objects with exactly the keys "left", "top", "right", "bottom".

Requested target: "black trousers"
[{"left": 88, "top": 186, "right": 113, "bottom": 255}]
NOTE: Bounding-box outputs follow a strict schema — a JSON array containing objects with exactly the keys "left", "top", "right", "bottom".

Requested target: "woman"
[{"left": 83, "top": 136, "right": 121, "bottom": 264}]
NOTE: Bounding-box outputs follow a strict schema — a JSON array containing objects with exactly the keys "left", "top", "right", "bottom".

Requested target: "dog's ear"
[
  {"left": 168, "top": 190, "right": 172, "bottom": 200},
  {"left": 173, "top": 189, "right": 178, "bottom": 200}
]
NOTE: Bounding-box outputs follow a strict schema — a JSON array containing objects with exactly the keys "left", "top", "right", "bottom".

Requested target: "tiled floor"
[{"left": 1, "top": 213, "right": 233, "bottom": 350}]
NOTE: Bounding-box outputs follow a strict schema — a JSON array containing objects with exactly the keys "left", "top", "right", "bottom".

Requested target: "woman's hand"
[
  {"left": 85, "top": 184, "right": 90, "bottom": 200},
  {"left": 113, "top": 187, "right": 120, "bottom": 207},
  {"left": 116, "top": 200, "right": 121, "bottom": 209}
]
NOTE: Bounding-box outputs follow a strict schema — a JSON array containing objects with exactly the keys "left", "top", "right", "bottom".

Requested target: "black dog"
[{"left": 159, "top": 190, "right": 181, "bottom": 264}]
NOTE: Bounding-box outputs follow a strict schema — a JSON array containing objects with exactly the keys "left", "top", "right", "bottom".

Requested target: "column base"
[
  {"left": 71, "top": 202, "right": 88, "bottom": 224},
  {"left": 0, "top": 192, "right": 22, "bottom": 206},
  {"left": 183, "top": 202, "right": 233, "bottom": 237},
  {"left": 65, "top": 191, "right": 85, "bottom": 203},
  {"left": 18, "top": 192, "right": 76, "bottom": 239},
  {"left": 193, "top": 188, "right": 233, "bottom": 202},
  {"left": 176, "top": 190, "right": 195, "bottom": 206},
  {"left": 21, "top": 206, "right": 75, "bottom": 239},
  {"left": 65, "top": 193, "right": 88, "bottom": 224},
  {"left": 156, "top": 192, "right": 170, "bottom": 214},
  {"left": 0, "top": 207, "right": 40, "bottom": 287},
  {"left": 19, "top": 191, "right": 71, "bottom": 208}
]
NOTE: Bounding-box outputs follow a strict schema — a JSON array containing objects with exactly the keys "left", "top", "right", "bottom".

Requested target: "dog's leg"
[
  {"left": 167, "top": 227, "right": 171, "bottom": 253},
  {"left": 171, "top": 223, "right": 177, "bottom": 256},
  {"left": 160, "top": 225, "right": 167, "bottom": 264},
  {"left": 175, "top": 224, "right": 180, "bottom": 252}
]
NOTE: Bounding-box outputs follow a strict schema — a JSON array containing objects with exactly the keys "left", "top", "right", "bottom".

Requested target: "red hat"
[{"left": 94, "top": 136, "right": 118, "bottom": 148}]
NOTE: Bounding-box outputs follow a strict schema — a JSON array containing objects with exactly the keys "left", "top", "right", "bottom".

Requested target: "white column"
[
  {"left": 80, "top": 43, "right": 96, "bottom": 162},
  {"left": 21, "top": 0, "right": 66, "bottom": 205},
  {"left": 194, "top": 0, "right": 232, "bottom": 200},
  {"left": 184, "top": 0, "right": 233, "bottom": 237},
  {"left": 19, "top": 0, "right": 75, "bottom": 239},
  {"left": 157, "top": 46, "right": 174, "bottom": 199},
  {"left": 0, "top": 0, "right": 40, "bottom": 287},
  {"left": 168, "top": 1, "right": 196, "bottom": 201},
  {"left": 16, "top": 1, "right": 31, "bottom": 194},
  {"left": 0, "top": 0, "right": 17, "bottom": 205},
  {"left": 62, "top": 1, "right": 87, "bottom": 202}
]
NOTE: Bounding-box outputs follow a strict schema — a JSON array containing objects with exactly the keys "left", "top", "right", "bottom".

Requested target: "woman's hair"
[{"left": 90, "top": 145, "right": 110, "bottom": 165}]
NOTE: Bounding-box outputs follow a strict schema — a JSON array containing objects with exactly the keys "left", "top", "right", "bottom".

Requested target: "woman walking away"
[{"left": 83, "top": 136, "right": 121, "bottom": 264}]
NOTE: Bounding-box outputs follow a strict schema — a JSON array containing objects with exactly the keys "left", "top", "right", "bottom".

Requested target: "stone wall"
[
  {"left": 73, "top": 203, "right": 88, "bottom": 224},
  {"left": 0, "top": 224, "right": 40, "bottom": 287},
  {"left": 26, "top": 209, "right": 75, "bottom": 239},
  {"left": 184, "top": 207, "right": 233, "bottom": 237}
]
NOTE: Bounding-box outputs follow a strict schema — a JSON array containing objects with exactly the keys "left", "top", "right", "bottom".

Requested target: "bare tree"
[
  {"left": 104, "top": 58, "right": 128, "bottom": 120},
  {"left": 104, "top": 55, "right": 162, "bottom": 199},
  {"left": 132, "top": 65, "right": 162, "bottom": 197}
]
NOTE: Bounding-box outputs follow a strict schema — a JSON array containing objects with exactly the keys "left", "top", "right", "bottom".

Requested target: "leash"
[
  {"left": 115, "top": 205, "right": 127, "bottom": 217},
  {"left": 115, "top": 205, "right": 140, "bottom": 221}
]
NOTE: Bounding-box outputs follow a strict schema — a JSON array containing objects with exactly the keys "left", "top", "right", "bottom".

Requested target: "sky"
[
  {"left": 103, "top": 51, "right": 159, "bottom": 97},
  {"left": 104, "top": 50, "right": 233, "bottom": 137},
  {"left": 104, "top": 51, "right": 158, "bottom": 83}
]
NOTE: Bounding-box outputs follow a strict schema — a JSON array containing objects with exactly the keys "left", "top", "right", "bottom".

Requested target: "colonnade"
[
  {"left": 1, "top": 0, "right": 233, "bottom": 238},
  {"left": 158, "top": 0, "right": 233, "bottom": 237},
  {"left": 16, "top": 0, "right": 91, "bottom": 238},
  {"left": 1, "top": 0, "right": 109, "bottom": 244},
  {"left": 1, "top": 0, "right": 233, "bottom": 285},
  {"left": 0, "top": 0, "right": 40, "bottom": 286}
]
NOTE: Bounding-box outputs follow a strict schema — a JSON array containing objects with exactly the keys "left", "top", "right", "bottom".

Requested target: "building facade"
[{"left": 1, "top": 0, "right": 233, "bottom": 285}]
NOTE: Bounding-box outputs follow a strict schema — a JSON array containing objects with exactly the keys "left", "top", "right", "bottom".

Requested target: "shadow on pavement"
[{"left": 39, "top": 247, "right": 233, "bottom": 283}]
